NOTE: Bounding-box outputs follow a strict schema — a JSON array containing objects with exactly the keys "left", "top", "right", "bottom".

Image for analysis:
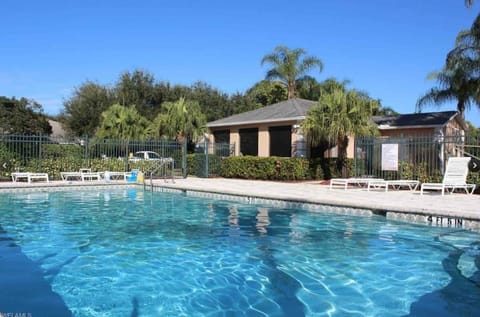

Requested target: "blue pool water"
[{"left": 0, "top": 189, "right": 479, "bottom": 317}]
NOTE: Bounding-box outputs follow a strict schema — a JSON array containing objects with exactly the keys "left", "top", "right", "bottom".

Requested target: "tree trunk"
[
  {"left": 457, "top": 100, "right": 465, "bottom": 118},
  {"left": 338, "top": 136, "right": 349, "bottom": 178},
  {"left": 287, "top": 81, "right": 295, "bottom": 99}
]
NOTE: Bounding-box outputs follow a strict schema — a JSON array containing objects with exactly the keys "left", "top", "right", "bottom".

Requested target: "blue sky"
[{"left": 2, "top": 0, "right": 479, "bottom": 126}]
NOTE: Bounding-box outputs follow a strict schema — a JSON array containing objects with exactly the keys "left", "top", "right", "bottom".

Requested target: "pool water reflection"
[{"left": 0, "top": 189, "right": 478, "bottom": 316}]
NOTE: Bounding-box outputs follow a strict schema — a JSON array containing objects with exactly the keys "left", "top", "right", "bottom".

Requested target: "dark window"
[
  {"left": 269, "top": 126, "right": 292, "bottom": 157},
  {"left": 213, "top": 130, "right": 230, "bottom": 144},
  {"left": 239, "top": 128, "right": 258, "bottom": 156},
  {"left": 213, "top": 130, "right": 231, "bottom": 156}
]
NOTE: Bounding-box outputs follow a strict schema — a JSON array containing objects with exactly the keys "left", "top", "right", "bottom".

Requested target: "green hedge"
[
  {"left": 216, "top": 156, "right": 353, "bottom": 181},
  {"left": 42, "top": 144, "right": 84, "bottom": 159},
  {"left": 398, "top": 161, "right": 442, "bottom": 183},
  {"left": 0, "top": 143, "right": 20, "bottom": 178},
  {"left": 1, "top": 154, "right": 332, "bottom": 182},
  {"left": 186, "top": 154, "right": 224, "bottom": 177}
]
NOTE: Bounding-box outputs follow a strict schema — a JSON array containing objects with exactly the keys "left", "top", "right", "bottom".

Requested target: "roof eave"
[
  {"left": 378, "top": 124, "right": 443, "bottom": 130},
  {"left": 207, "top": 116, "right": 305, "bottom": 128}
]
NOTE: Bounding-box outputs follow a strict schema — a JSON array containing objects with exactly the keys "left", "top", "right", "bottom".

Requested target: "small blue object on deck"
[{"left": 126, "top": 170, "right": 139, "bottom": 183}]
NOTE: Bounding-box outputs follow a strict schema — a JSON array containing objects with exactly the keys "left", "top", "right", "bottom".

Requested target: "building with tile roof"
[{"left": 207, "top": 99, "right": 466, "bottom": 158}]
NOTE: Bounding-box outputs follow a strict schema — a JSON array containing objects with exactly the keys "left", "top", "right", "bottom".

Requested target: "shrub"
[
  {"left": 398, "top": 161, "right": 442, "bottom": 183},
  {"left": 217, "top": 156, "right": 350, "bottom": 181},
  {"left": 42, "top": 144, "right": 83, "bottom": 159},
  {"left": 0, "top": 143, "right": 19, "bottom": 178},
  {"left": 186, "top": 154, "right": 224, "bottom": 177}
]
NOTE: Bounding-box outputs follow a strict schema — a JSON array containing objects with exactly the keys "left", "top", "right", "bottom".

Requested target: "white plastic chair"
[{"left": 420, "top": 157, "right": 476, "bottom": 195}]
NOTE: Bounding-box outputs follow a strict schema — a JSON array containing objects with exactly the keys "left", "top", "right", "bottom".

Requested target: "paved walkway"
[
  {"left": 1, "top": 177, "right": 479, "bottom": 221},
  {"left": 157, "top": 177, "right": 480, "bottom": 221}
]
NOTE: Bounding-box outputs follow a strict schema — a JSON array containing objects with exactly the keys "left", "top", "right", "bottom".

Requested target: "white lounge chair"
[
  {"left": 104, "top": 171, "right": 128, "bottom": 181},
  {"left": 420, "top": 157, "right": 476, "bottom": 195},
  {"left": 329, "top": 177, "right": 383, "bottom": 190},
  {"left": 11, "top": 172, "right": 30, "bottom": 182},
  {"left": 61, "top": 171, "right": 83, "bottom": 181},
  {"left": 11, "top": 172, "right": 49, "bottom": 183},
  {"left": 367, "top": 179, "right": 420, "bottom": 192},
  {"left": 81, "top": 172, "right": 101, "bottom": 181},
  {"left": 61, "top": 169, "right": 101, "bottom": 181}
]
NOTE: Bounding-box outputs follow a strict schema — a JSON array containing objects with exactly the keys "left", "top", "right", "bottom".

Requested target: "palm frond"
[{"left": 261, "top": 45, "right": 323, "bottom": 98}]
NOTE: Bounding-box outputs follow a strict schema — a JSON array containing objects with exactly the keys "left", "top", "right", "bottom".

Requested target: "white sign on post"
[{"left": 381, "top": 144, "right": 398, "bottom": 171}]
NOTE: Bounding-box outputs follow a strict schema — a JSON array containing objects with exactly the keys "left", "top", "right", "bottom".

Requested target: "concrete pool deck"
[
  {"left": 1, "top": 177, "right": 479, "bottom": 229},
  {"left": 158, "top": 178, "right": 479, "bottom": 215}
]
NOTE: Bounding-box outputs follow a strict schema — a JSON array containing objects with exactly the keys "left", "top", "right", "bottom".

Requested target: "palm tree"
[
  {"left": 261, "top": 45, "right": 323, "bottom": 99},
  {"left": 417, "top": 63, "right": 479, "bottom": 115},
  {"left": 96, "top": 104, "right": 151, "bottom": 140},
  {"left": 448, "top": 12, "right": 480, "bottom": 67},
  {"left": 302, "top": 87, "right": 379, "bottom": 176},
  {"left": 296, "top": 77, "right": 355, "bottom": 101},
  {"left": 150, "top": 98, "right": 206, "bottom": 142},
  {"left": 418, "top": 12, "right": 480, "bottom": 115}
]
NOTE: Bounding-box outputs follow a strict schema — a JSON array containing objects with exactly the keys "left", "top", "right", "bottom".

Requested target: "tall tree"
[
  {"left": 115, "top": 69, "right": 158, "bottom": 118},
  {"left": 61, "top": 81, "right": 113, "bottom": 137},
  {"left": 416, "top": 62, "right": 478, "bottom": 115},
  {"left": 261, "top": 45, "right": 323, "bottom": 99},
  {"left": 466, "top": 121, "right": 480, "bottom": 138},
  {"left": 296, "top": 77, "right": 356, "bottom": 101},
  {"left": 417, "top": 13, "right": 480, "bottom": 115},
  {"left": 296, "top": 76, "right": 322, "bottom": 100},
  {"left": 96, "top": 104, "right": 151, "bottom": 140},
  {"left": 317, "top": 78, "right": 350, "bottom": 95},
  {"left": 0, "top": 96, "right": 51, "bottom": 135},
  {"left": 150, "top": 98, "right": 206, "bottom": 142},
  {"left": 301, "top": 87, "right": 379, "bottom": 176},
  {"left": 226, "top": 92, "right": 258, "bottom": 116},
  {"left": 245, "top": 80, "right": 287, "bottom": 106},
  {"left": 188, "top": 81, "right": 230, "bottom": 122}
]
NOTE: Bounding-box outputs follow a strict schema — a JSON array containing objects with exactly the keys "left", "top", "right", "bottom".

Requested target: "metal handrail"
[
  {"left": 148, "top": 158, "right": 175, "bottom": 191},
  {"left": 454, "top": 145, "right": 480, "bottom": 161}
]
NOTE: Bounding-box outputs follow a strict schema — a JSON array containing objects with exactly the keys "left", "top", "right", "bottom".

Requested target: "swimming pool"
[{"left": 0, "top": 188, "right": 478, "bottom": 316}]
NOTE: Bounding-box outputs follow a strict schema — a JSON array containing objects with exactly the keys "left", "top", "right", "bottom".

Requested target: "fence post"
[
  {"left": 182, "top": 139, "right": 187, "bottom": 178},
  {"left": 354, "top": 137, "right": 358, "bottom": 177},
  {"left": 204, "top": 138, "right": 209, "bottom": 178},
  {"left": 83, "top": 136, "right": 89, "bottom": 161},
  {"left": 38, "top": 134, "right": 43, "bottom": 171},
  {"left": 125, "top": 139, "right": 130, "bottom": 172}
]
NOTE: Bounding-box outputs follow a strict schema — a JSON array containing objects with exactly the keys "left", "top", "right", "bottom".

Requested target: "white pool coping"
[
  {"left": 153, "top": 178, "right": 480, "bottom": 231},
  {"left": 1, "top": 177, "right": 479, "bottom": 230}
]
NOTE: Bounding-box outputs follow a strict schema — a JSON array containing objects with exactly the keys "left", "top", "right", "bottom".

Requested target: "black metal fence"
[
  {"left": 0, "top": 135, "right": 187, "bottom": 180},
  {"left": 354, "top": 135, "right": 480, "bottom": 182},
  {"left": 0, "top": 135, "right": 237, "bottom": 180},
  {"left": 193, "top": 140, "right": 235, "bottom": 177}
]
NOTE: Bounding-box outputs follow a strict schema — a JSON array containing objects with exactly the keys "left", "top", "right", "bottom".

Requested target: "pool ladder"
[{"left": 147, "top": 158, "right": 175, "bottom": 191}]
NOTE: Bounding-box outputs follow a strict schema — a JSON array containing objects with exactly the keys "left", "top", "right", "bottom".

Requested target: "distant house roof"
[
  {"left": 207, "top": 98, "right": 317, "bottom": 128},
  {"left": 372, "top": 111, "right": 466, "bottom": 130}
]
